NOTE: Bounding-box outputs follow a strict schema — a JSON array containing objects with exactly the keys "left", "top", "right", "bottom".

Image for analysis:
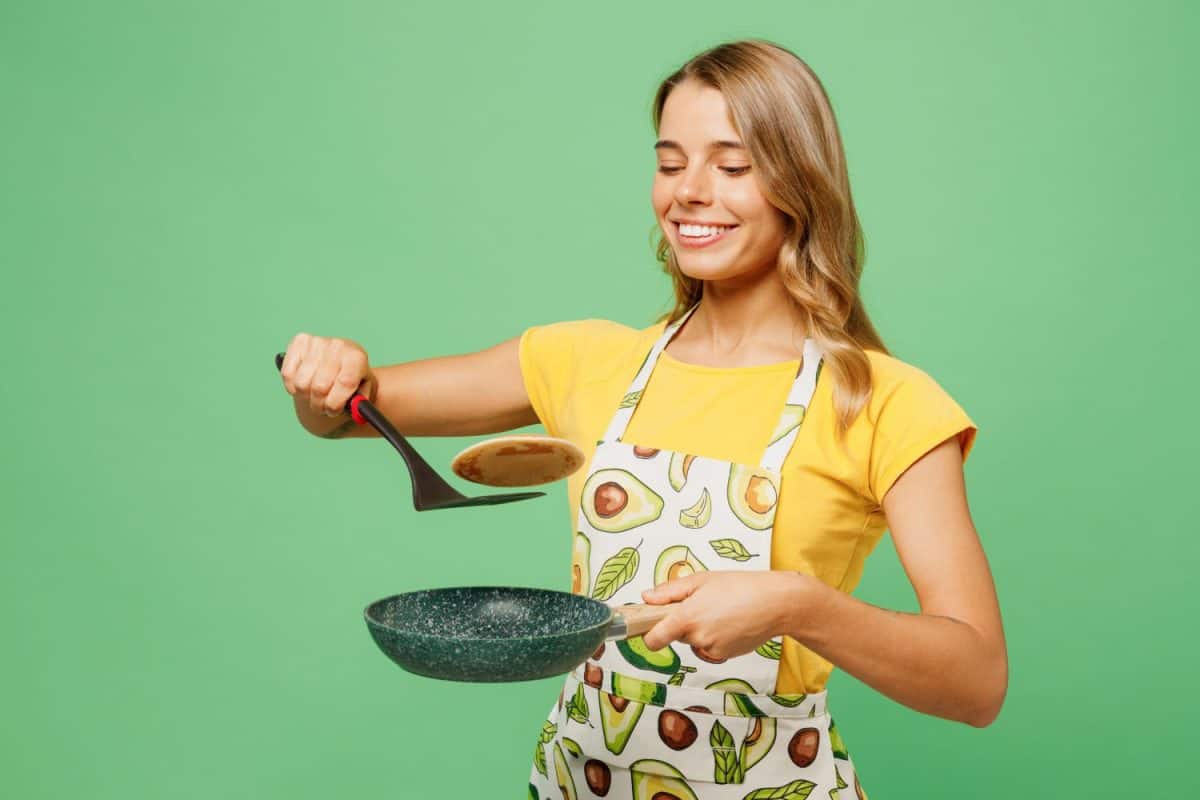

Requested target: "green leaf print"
[
  {"left": 562, "top": 737, "right": 582, "bottom": 758},
  {"left": 741, "top": 779, "right": 817, "bottom": 800},
  {"left": 769, "top": 693, "right": 808, "bottom": 707},
  {"left": 667, "top": 666, "right": 697, "bottom": 686},
  {"left": 829, "top": 765, "right": 848, "bottom": 800},
  {"left": 533, "top": 741, "right": 547, "bottom": 777},
  {"left": 709, "top": 538, "right": 758, "bottom": 562},
  {"left": 755, "top": 639, "right": 782, "bottom": 660},
  {"left": 538, "top": 721, "right": 557, "bottom": 744},
  {"left": 619, "top": 390, "right": 642, "bottom": 408},
  {"left": 590, "top": 544, "right": 641, "bottom": 601},
  {"left": 567, "top": 683, "right": 590, "bottom": 726},
  {"left": 711, "top": 720, "right": 743, "bottom": 784}
]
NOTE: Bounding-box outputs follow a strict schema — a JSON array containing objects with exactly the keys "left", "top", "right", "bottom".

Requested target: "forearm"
[{"left": 779, "top": 573, "right": 1006, "bottom": 727}]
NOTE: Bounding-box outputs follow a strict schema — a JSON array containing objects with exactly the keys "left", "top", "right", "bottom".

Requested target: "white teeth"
[{"left": 679, "top": 223, "right": 731, "bottom": 237}]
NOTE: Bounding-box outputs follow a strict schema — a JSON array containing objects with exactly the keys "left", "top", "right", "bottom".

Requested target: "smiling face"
[{"left": 652, "top": 79, "right": 791, "bottom": 286}]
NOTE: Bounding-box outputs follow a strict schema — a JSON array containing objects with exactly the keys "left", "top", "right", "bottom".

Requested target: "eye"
[
  {"left": 721, "top": 166, "right": 751, "bottom": 175},
  {"left": 657, "top": 166, "right": 683, "bottom": 174}
]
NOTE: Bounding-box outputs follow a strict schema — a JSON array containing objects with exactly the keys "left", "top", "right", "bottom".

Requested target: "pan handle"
[{"left": 606, "top": 602, "right": 684, "bottom": 640}]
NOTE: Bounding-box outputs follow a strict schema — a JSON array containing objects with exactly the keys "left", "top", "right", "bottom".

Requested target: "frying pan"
[{"left": 364, "top": 586, "right": 681, "bottom": 682}]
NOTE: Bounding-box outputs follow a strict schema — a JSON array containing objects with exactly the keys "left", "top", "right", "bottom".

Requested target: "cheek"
[{"left": 651, "top": 181, "right": 672, "bottom": 215}]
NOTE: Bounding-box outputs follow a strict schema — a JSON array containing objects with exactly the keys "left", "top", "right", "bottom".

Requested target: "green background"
[{"left": 3, "top": 0, "right": 1196, "bottom": 796}]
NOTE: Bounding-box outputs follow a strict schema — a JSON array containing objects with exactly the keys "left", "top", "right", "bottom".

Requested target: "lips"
[{"left": 672, "top": 221, "right": 738, "bottom": 249}]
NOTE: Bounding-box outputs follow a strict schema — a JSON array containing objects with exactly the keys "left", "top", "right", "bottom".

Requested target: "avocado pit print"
[
  {"left": 727, "top": 464, "right": 780, "bottom": 529},
  {"left": 600, "top": 687, "right": 645, "bottom": 755},
  {"left": 656, "top": 709, "right": 698, "bottom": 750},
  {"left": 787, "top": 727, "right": 820, "bottom": 768},
  {"left": 668, "top": 452, "right": 696, "bottom": 491},
  {"left": 583, "top": 469, "right": 665, "bottom": 532},
  {"left": 654, "top": 545, "right": 707, "bottom": 584},
  {"left": 584, "top": 759, "right": 612, "bottom": 796},
  {"left": 572, "top": 532, "right": 592, "bottom": 595}
]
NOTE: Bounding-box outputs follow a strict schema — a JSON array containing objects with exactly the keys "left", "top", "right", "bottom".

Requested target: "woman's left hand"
[{"left": 638, "top": 570, "right": 813, "bottom": 659}]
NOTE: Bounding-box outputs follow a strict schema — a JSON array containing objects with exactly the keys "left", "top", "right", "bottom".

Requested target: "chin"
[{"left": 675, "top": 256, "right": 756, "bottom": 284}]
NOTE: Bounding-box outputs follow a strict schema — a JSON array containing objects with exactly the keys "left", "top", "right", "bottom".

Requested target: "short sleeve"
[
  {"left": 866, "top": 363, "right": 978, "bottom": 504},
  {"left": 518, "top": 320, "right": 587, "bottom": 439}
]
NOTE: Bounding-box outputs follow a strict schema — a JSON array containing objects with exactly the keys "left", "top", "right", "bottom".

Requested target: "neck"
[{"left": 684, "top": 272, "right": 805, "bottom": 356}]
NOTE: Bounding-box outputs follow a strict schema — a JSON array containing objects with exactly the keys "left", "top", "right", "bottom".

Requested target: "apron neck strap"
[{"left": 600, "top": 304, "right": 698, "bottom": 444}]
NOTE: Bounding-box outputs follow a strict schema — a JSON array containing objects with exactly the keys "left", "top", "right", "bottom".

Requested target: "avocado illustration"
[
  {"left": 678, "top": 489, "right": 712, "bottom": 529},
  {"left": 653, "top": 545, "right": 707, "bottom": 586},
  {"left": 600, "top": 689, "right": 645, "bottom": 755},
  {"left": 612, "top": 672, "right": 668, "bottom": 704},
  {"left": 829, "top": 717, "right": 850, "bottom": 760},
  {"left": 616, "top": 636, "right": 680, "bottom": 675},
  {"left": 582, "top": 469, "right": 664, "bottom": 533},
  {"left": 705, "top": 678, "right": 765, "bottom": 717},
  {"left": 740, "top": 715, "right": 777, "bottom": 772},
  {"left": 629, "top": 759, "right": 699, "bottom": 800},
  {"left": 552, "top": 740, "right": 577, "bottom": 800},
  {"left": 727, "top": 464, "right": 779, "bottom": 530},
  {"left": 668, "top": 452, "right": 696, "bottom": 491},
  {"left": 768, "top": 403, "right": 806, "bottom": 445},
  {"left": 571, "top": 531, "right": 591, "bottom": 595}
]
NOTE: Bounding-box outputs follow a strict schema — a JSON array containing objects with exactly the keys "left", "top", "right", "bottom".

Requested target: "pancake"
[{"left": 451, "top": 435, "right": 585, "bottom": 487}]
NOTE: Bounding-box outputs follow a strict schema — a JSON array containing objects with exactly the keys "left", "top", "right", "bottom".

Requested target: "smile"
[{"left": 674, "top": 222, "right": 738, "bottom": 248}]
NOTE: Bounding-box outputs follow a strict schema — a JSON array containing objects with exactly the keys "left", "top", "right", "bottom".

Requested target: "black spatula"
[{"left": 274, "top": 353, "right": 544, "bottom": 510}]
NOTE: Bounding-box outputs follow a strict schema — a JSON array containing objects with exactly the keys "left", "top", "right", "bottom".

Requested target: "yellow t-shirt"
[{"left": 519, "top": 317, "right": 977, "bottom": 694}]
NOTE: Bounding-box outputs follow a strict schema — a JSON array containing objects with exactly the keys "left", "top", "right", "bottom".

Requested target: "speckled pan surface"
[{"left": 364, "top": 586, "right": 611, "bottom": 682}]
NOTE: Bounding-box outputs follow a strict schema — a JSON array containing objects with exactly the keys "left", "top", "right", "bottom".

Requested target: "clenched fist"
[{"left": 279, "top": 333, "right": 378, "bottom": 418}]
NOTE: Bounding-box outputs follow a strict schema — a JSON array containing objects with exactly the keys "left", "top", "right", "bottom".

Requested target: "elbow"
[{"left": 966, "top": 656, "right": 1009, "bottom": 728}]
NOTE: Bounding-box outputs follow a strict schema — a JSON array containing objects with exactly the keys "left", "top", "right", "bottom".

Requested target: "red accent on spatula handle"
[{"left": 349, "top": 395, "right": 368, "bottom": 425}]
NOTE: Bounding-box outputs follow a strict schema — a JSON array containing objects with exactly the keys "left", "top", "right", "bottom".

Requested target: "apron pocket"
[{"left": 558, "top": 673, "right": 797, "bottom": 785}]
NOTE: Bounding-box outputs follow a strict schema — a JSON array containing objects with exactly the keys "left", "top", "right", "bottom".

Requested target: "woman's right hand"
[{"left": 279, "top": 333, "right": 378, "bottom": 419}]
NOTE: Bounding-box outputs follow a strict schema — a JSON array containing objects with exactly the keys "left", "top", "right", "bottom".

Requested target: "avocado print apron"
[{"left": 529, "top": 306, "right": 869, "bottom": 800}]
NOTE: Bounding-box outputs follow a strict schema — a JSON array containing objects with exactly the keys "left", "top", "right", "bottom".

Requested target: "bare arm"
[
  {"left": 283, "top": 333, "right": 538, "bottom": 439},
  {"left": 780, "top": 436, "right": 1008, "bottom": 726}
]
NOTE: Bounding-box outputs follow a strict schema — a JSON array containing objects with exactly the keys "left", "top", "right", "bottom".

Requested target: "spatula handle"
[{"left": 607, "top": 602, "right": 683, "bottom": 640}]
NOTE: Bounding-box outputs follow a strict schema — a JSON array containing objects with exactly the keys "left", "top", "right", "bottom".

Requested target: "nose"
[{"left": 674, "top": 164, "right": 712, "bottom": 206}]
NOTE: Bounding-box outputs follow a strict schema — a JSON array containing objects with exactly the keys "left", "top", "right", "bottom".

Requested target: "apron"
[{"left": 529, "top": 306, "right": 868, "bottom": 800}]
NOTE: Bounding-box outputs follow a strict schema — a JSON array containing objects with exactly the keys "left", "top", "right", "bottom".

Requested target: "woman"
[{"left": 278, "top": 39, "right": 1006, "bottom": 800}]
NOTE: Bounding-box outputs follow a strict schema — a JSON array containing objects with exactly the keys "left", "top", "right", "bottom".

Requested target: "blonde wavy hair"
[{"left": 650, "top": 39, "right": 888, "bottom": 437}]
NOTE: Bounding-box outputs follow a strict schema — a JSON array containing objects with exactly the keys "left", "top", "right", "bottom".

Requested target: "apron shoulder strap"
[
  {"left": 760, "top": 337, "right": 824, "bottom": 472},
  {"left": 600, "top": 305, "right": 698, "bottom": 444}
]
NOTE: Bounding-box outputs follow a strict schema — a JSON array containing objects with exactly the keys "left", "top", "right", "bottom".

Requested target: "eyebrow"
[{"left": 654, "top": 139, "right": 746, "bottom": 152}]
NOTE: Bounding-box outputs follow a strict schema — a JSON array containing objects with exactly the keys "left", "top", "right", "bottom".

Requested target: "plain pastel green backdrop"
[{"left": 3, "top": 0, "right": 1197, "bottom": 797}]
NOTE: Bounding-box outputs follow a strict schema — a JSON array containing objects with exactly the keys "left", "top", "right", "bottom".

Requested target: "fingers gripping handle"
[
  {"left": 275, "top": 352, "right": 368, "bottom": 424},
  {"left": 606, "top": 602, "right": 682, "bottom": 640}
]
